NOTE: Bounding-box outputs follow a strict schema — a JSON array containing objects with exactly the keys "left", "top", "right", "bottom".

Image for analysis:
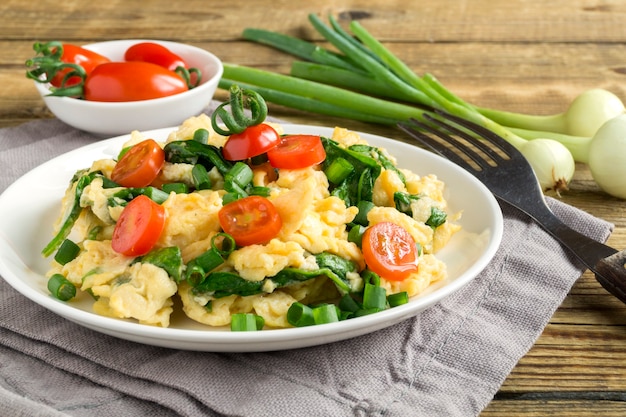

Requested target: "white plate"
[{"left": 0, "top": 125, "right": 503, "bottom": 352}]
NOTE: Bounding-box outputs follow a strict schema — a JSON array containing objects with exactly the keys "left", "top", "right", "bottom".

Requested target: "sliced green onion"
[
  {"left": 347, "top": 224, "right": 365, "bottom": 247},
  {"left": 325, "top": 157, "right": 354, "bottom": 184},
  {"left": 142, "top": 187, "right": 169, "bottom": 204},
  {"left": 213, "top": 232, "right": 237, "bottom": 256},
  {"left": 185, "top": 263, "right": 206, "bottom": 287},
  {"left": 287, "top": 302, "right": 315, "bottom": 327},
  {"left": 339, "top": 310, "right": 354, "bottom": 320},
  {"left": 338, "top": 294, "right": 361, "bottom": 313},
  {"left": 249, "top": 186, "right": 271, "bottom": 197},
  {"left": 192, "top": 164, "right": 212, "bottom": 190},
  {"left": 312, "top": 303, "right": 340, "bottom": 325},
  {"left": 162, "top": 182, "right": 189, "bottom": 194},
  {"left": 231, "top": 313, "right": 265, "bottom": 331},
  {"left": 387, "top": 291, "right": 409, "bottom": 307},
  {"left": 353, "top": 307, "right": 383, "bottom": 317},
  {"left": 363, "top": 282, "right": 387, "bottom": 310},
  {"left": 194, "top": 248, "right": 226, "bottom": 272},
  {"left": 47, "top": 274, "right": 76, "bottom": 301},
  {"left": 361, "top": 269, "right": 381, "bottom": 286},
  {"left": 185, "top": 234, "right": 235, "bottom": 285},
  {"left": 193, "top": 128, "right": 209, "bottom": 144},
  {"left": 222, "top": 192, "right": 239, "bottom": 205},
  {"left": 112, "top": 187, "right": 169, "bottom": 205},
  {"left": 224, "top": 161, "right": 253, "bottom": 197},
  {"left": 54, "top": 239, "right": 80, "bottom": 265},
  {"left": 226, "top": 161, "right": 253, "bottom": 186}
]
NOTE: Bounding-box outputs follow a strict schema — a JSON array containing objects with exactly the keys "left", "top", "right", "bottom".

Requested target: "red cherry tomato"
[
  {"left": 111, "top": 139, "right": 165, "bottom": 187},
  {"left": 50, "top": 44, "right": 110, "bottom": 88},
  {"left": 124, "top": 42, "right": 201, "bottom": 87},
  {"left": 362, "top": 222, "right": 419, "bottom": 281},
  {"left": 111, "top": 195, "right": 166, "bottom": 256},
  {"left": 218, "top": 196, "right": 282, "bottom": 246},
  {"left": 124, "top": 42, "right": 188, "bottom": 72},
  {"left": 267, "top": 135, "right": 326, "bottom": 169},
  {"left": 222, "top": 123, "right": 280, "bottom": 161},
  {"left": 83, "top": 61, "right": 188, "bottom": 102}
]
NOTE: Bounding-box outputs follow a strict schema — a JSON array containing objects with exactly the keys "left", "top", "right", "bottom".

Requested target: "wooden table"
[{"left": 2, "top": 0, "right": 626, "bottom": 415}]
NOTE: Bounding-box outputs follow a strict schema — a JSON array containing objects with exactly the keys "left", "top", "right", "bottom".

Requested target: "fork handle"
[
  {"left": 595, "top": 253, "right": 626, "bottom": 303},
  {"left": 509, "top": 201, "right": 626, "bottom": 303}
]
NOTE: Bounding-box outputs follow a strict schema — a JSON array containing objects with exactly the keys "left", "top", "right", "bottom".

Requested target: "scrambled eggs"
[{"left": 45, "top": 115, "right": 460, "bottom": 328}]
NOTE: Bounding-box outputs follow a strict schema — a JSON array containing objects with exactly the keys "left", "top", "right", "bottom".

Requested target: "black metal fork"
[{"left": 398, "top": 111, "right": 626, "bottom": 304}]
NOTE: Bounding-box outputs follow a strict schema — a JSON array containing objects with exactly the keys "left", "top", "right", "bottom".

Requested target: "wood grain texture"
[{"left": 1, "top": 1, "right": 626, "bottom": 415}]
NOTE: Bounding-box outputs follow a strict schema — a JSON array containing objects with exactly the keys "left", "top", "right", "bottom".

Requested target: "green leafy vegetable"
[
  {"left": 163, "top": 140, "right": 232, "bottom": 176},
  {"left": 42, "top": 171, "right": 100, "bottom": 257},
  {"left": 137, "top": 246, "right": 184, "bottom": 282}
]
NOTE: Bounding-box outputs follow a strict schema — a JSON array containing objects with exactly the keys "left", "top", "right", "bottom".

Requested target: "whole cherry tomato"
[
  {"left": 124, "top": 42, "right": 202, "bottom": 88},
  {"left": 51, "top": 44, "right": 111, "bottom": 88},
  {"left": 125, "top": 42, "right": 187, "bottom": 72},
  {"left": 25, "top": 42, "right": 111, "bottom": 89},
  {"left": 83, "top": 61, "right": 188, "bottom": 102}
]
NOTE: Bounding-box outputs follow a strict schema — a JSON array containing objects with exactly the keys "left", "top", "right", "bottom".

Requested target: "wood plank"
[
  {"left": 3, "top": 0, "right": 626, "bottom": 43},
  {"left": 483, "top": 399, "right": 626, "bottom": 416}
]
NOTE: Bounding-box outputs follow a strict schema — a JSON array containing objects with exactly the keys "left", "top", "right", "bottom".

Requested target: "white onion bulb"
[
  {"left": 588, "top": 115, "right": 626, "bottom": 199},
  {"left": 519, "top": 138, "right": 576, "bottom": 194}
]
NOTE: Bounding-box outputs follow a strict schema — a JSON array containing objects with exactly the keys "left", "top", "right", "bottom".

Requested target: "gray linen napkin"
[{"left": 0, "top": 106, "right": 614, "bottom": 417}]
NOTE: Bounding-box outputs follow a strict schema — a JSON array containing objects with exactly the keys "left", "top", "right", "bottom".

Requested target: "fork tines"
[{"left": 398, "top": 111, "right": 521, "bottom": 173}]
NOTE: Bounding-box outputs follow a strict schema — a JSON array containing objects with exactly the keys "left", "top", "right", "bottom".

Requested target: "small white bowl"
[{"left": 34, "top": 39, "right": 223, "bottom": 137}]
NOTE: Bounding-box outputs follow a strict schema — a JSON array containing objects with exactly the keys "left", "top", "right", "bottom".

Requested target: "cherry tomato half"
[
  {"left": 50, "top": 44, "right": 111, "bottom": 88},
  {"left": 124, "top": 42, "right": 188, "bottom": 72},
  {"left": 218, "top": 196, "right": 282, "bottom": 246},
  {"left": 222, "top": 124, "right": 280, "bottom": 161},
  {"left": 111, "top": 139, "right": 165, "bottom": 187},
  {"left": 362, "top": 222, "right": 419, "bottom": 281},
  {"left": 111, "top": 195, "right": 166, "bottom": 256},
  {"left": 267, "top": 135, "right": 326, "bottom": 169},
  {"left": 83, "top": 61, "right": 188, "bottom": 102}
]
